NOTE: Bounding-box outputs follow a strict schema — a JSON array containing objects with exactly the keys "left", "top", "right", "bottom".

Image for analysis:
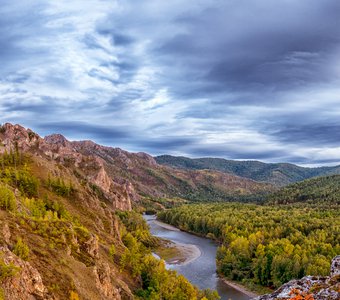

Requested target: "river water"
[{"left": 144, "top": 215, "right": 251, "bottom": 300}]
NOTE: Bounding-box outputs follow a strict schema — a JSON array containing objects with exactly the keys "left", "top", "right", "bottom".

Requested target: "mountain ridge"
[
  {"left": 155, "top": 155, "right": 340, "bottom": 186},
  {"left": 0, "top": 123, "right": 274, "bottom": 203}
]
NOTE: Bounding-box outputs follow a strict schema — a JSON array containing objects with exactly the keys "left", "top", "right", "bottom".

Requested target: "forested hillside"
[
  {"left": 0, "top": 127, "right": 218, "bottom": 299},
  {"left": 155, "top": 155, "right": 340, "bottom": 186},
  {"left": 267, "top": 174, "right": 340, "bottom": 205},
  {"left": 158, "top": 203, "right": 340, "bottom": 292}
]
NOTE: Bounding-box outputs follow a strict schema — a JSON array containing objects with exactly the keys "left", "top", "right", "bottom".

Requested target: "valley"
[{"left": 0, "top": 123, "right": 339, "bottom": 300}]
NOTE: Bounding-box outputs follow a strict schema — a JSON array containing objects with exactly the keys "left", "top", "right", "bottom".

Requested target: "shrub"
[
  {"left": 0, "top": 256, "right": 20, "bottom": 282},
  {"left": 0, "top": 184, "right": 16, "bottom": 211},
  {"left": 47, "top": 175, "right": 75, "bottom": 197},
  {"left": 13, "top": 238, "right": 30, "bottom": 261},
  {"left": 69, "top": 291, "right": 79, "bottom": 300},
  {"left": 109, "top": 244, "right": 116, "bottom": 261}
]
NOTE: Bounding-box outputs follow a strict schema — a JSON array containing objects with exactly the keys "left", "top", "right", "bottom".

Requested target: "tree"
[{"left": 13, "top": 238, "right": 30, "bottom": 261}]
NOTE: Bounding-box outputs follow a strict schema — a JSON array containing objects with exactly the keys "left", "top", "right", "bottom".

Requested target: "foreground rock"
[
  {"left": 254, "top": 256, "right": 340, "bottom": 300},
  {"left": 0, "top": 246, "right": 49, "bottom": 300}
]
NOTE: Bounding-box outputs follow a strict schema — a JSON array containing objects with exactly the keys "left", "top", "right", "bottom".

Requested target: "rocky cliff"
[
  {"left": 254, "top": 256, "right": 340, "bottom": 300},
  {"left": 0, "top": 123, "right": 135, "bottom": 211}
]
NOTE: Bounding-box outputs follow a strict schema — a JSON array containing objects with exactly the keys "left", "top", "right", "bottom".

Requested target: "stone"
[
  {"left": 93, "top": 262, "right": 121, "bottom": 300},
  {"left": 330, "top": 255, "right": 340, "bottom": 277},
  {"left": 84, "top": 234, "right": 99, "bottom": 259},
  {"left": 2, "top": 223, "right": 11, "bottom": 244},
  {"left": 0, "top": 246, "right": 49, "bottom": 300}
]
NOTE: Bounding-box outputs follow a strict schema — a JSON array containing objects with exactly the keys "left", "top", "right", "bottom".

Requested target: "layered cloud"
[{"left": 1, "top": 0, "right": 340, "bottom": 165}]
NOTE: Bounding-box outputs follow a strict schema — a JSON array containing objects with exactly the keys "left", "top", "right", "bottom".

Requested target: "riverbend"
[{"left": 144, "top": 215, "right": 256, "bottom": 300}]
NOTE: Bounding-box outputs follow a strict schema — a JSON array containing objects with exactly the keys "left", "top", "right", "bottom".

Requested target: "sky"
[{"left": 1, "top": 0, "right": 340, "bottom": 166}]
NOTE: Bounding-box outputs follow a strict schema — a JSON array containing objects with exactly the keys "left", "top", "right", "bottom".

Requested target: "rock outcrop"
[
  {"left": 0, "top": 246, "right": 49, "bottom": 300},
  {"left": 331, "top": 256, "right": 340, "bottom": 277},
  {"left": 254, "top": 256, "right": 340, "bottom": 300},
  {"left": 2, "top": 223, "right": 11, "bottom": 244},
  {"left": 93, "top": 261, "right": 133, "bottom": 300}
]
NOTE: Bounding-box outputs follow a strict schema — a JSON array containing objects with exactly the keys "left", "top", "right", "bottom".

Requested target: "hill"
[
  {"left": 0, "top": 123, "right": 274, "bottom": 204},
  {"left": 0, "top": 123, "right": 220, "bottom": 299},
  {"left": 267, "top": 174, "right": 340, "bottom": 205},
  {"left": 155, "top": 155, "right": 340, "bottom": 186}
]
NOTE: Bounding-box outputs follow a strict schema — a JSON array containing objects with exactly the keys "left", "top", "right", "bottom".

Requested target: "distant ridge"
[
  {"left": 266, "top": 174, "right": 340, "bottom": 205},
  {"left": 155, "top": 155, "right": 340, "bottom": 186}
]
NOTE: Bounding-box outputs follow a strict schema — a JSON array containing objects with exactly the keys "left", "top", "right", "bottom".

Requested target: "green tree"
[
  {"left": 0, "top": 184, "right": 16, "bottom": 211},
  {"left": 13, "top": 238, "right": 30, "bottom": 261}
]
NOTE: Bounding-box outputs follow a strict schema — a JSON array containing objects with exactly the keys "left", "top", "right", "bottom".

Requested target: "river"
[{"left": 144, "top": 215, "right": 251, "bottom": 300}]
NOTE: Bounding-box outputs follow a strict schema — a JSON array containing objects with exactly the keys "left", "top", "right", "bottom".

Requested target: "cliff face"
[{"left": 254, "top": 256, "right": 340, "bottom": 300}]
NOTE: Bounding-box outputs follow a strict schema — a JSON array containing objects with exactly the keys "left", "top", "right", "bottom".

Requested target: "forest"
[
  {"left": 158, "top": 202, "right": 340, "bottom": 290},
  {"left": 267, "top": 174, "right": 340, "bottom": 205}
]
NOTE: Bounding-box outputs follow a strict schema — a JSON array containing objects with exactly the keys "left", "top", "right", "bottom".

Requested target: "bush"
[
  {"left": 0, "top": 167, "right": 39, "bottom": 197},
  {"left": 47, "top": 175, "right": 75, "bottom": 197},
  {"left": 109, "top": 244, "right": 116, "bottom": 261},
  {"left": 0, "top": 184, "right": 16, "bottom": 211},
  {"left": 13, "top": 238, "right": 30, "bottom": 261},
  {"left": 0, "top": 256, "right": 20, "bottom": 282},
  {"left": 69, "top": 291, "right": 79, "bottom": 300}
]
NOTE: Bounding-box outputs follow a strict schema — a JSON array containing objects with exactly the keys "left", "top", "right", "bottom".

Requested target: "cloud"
[
  {"left": 36, "top": 121, "right": 130, "bottom": 140},
  {"left": 1, "top": 0, "right": 340, "bottom": 165}
]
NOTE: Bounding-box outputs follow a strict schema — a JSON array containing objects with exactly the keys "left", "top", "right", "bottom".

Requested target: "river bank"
[
  {"left": 154, "top": 238, "right": 202, "bottom": 265},
  {"left": 155, "top": 216, "right": 265, "bottom": 298},
  {"left": 153, "top": 220, "right": 180, "bottom": 231},
  {"left": 221, "top": 279, "right": 259, "bottom": 298},
  {"left": 145, "top": 214, "right": 253, "bottom": 300}
]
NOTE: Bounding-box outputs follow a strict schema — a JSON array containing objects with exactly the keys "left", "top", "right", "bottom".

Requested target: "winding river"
[{"left": 144, "top": 215, "right": 251, "bottom": 300}]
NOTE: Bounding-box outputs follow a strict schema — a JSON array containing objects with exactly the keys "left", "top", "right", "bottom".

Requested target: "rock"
[
  {"left": 44, "top": 134, "right": 70, "bottom": 147},
  {"left": 0, "top": 246, "right": 49, "bottom": 300},
  {"left": 91, "top": 165, "right": 112, "bottom": 194},
  {"left": 135, "top": 152, "right": 157, "bottom": 166},
  {"left": 93, "top": 262, "right": 122, "bottom": 299},
  {"left": 253, "top": 256, "right": 340, "bottom": 300},
  {"left": 84, "top": 234, "right": 99, "bottom": 259},
  {"left": 0, "top": 123, "right": 40, "bottom": 153},
  {"left": 112, "top": 182, "right": 132, "bottom": 211},
  {"left": 2, "top": 223, "right": 11, "bottom": 244},
  {"left": 330, "top": 255, "right": 340, "bottom": 277}
]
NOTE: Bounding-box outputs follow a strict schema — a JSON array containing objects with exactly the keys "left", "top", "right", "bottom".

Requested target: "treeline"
[{"left": 158, "top": 203, "right": 340, "bottom": 289}]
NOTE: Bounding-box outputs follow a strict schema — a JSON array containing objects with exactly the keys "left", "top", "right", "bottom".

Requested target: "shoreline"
[
  {"left": 154, "top": 237, "right": 201, "bottom": 265},
  {"left": 153, "top": 219, "right": 181, "bottom": 231},
  {"left": 221, "top": 278, "right": 259, "bottom": 298},
  {"left": 172, "top": 241, "right": 201, "bottom": 265},
  {"left": 149, "top": 216, "right": 261, "bottom": 299}
]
